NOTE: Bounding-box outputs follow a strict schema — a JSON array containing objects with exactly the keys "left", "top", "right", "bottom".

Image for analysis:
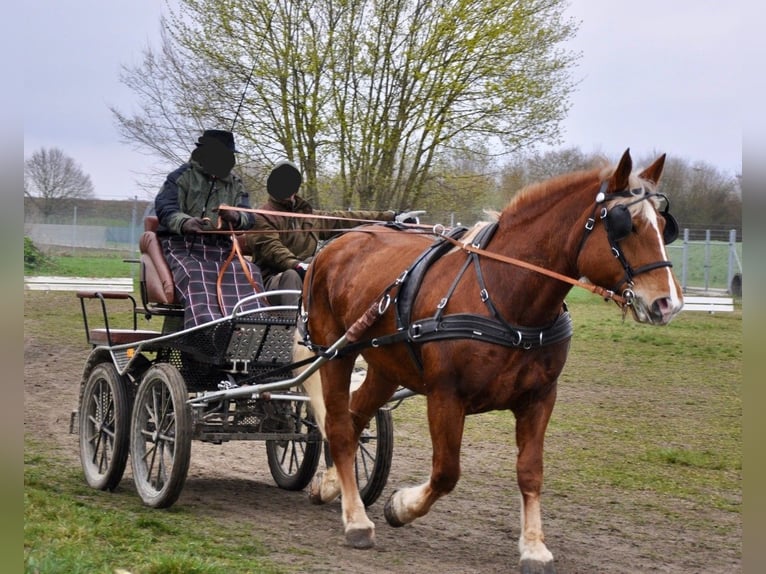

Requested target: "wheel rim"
[
  {"left": 79, "top": 363, "right": 129, "bottom": 491},
  {"left": 130, "top": 363, "right": 190, "bottom": 508},
  {"left": 266, "top": 400, "right": 321, "bottom": 490},
  {"left": 84, "top": 379, "right": 117, "bottom": 473},
  {"left": 135, "top": 379, "right": 176, "bottom": 492}
]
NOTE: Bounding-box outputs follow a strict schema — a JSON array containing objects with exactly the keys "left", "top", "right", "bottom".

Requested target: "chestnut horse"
[{"left": 295, "top": 150, "right": 683, "bottom": 573}]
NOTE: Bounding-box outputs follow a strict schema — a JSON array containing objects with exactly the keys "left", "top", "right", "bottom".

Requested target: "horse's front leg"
[
  {"left": 384, "top": 391, "right": 465, "bottom": 526},
  {"left": 515, "top": 386, "right": 557, "bottom": 574}
]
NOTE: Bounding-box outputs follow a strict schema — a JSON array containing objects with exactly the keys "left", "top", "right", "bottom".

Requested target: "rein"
[
  {"left": 437, "top": 232, "right": 628, "bottom": 306},
  {"left": 214, "top": 220, "right": 267, "bottom": 313},
  {"left": 209, "top": 204, "right": 629, "bottom": 308}
]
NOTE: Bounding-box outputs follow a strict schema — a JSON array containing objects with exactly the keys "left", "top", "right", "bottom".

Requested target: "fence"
[
  {"left": 666, "top": 229, "right": 742, "bottom": 295},
  {"left": 24, "top": 220, "right": 743, "bottom": 296},
  {"left": 24, "top": 222, "right": 143, "bottom": 254}
]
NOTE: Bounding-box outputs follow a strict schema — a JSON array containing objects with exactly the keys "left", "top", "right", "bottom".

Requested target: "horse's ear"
[
  {"left": 611, "top": 149, "right": 632, "bottom": 191},
  {"left": 638, "top": 154, "right": 666, "bottom": 185}
]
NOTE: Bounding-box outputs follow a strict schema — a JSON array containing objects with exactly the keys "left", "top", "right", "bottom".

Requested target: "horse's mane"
[
  {"left": 504, "top": 160, "right": 661, "bottom": 219},
  {"left": 462, "top": 159, "right": 662, "bottom": 244},
  {"left": 504, "top": 166, "right": 603, "bottom": 217}
]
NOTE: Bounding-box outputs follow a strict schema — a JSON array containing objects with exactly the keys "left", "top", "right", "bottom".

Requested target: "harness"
[
  {"left": 577, "top": 182, "right": 678, "bottom": 297},
  {"left": 305, "top": 222, "right": 573, "bottom": 368}
]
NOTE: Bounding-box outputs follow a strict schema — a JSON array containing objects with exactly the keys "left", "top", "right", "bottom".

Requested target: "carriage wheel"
[
  {"left": 266, "top": 400, "right": 322, "bottom": 491},
  {"left": 130, "top": 363, "right": 192, "bottom": 508},
  {"left": 324, "top": 407, "right": 394, "bottom": 507},
  {"left": 79, "top": 362, "right": 131, "bottom": 491}
]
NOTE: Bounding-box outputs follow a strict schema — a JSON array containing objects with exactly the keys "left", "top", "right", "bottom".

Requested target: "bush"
[{"left": 24, "top": 237, "right": 47, "bottom": 270}]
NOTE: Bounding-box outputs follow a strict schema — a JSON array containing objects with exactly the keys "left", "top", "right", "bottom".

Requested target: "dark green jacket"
[
  {"left": 155, "top": 159, "right": 254, "bottom": 235},
  {"left": 243, "top": 195, "right": 394, "bottom": 281}
]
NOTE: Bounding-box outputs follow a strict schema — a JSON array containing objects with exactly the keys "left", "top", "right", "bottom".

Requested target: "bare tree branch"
[{"left": 24, "top": 147, "right": 95, "bottom": 221}]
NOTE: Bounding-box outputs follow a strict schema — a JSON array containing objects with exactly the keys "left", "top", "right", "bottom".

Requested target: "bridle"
[{"left": 578, "top": 181, "right": 679, "bottom": 300}]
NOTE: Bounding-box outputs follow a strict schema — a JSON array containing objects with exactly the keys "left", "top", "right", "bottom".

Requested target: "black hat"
[
  {"left": 196, "top": 129, "right": 238, "bottom": 153},
  {"left": 267, "top": 160, "right": 303, "bottom": 199}
]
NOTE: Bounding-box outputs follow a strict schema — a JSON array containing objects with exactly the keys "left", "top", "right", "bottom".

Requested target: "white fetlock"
[{"left": 308, "top": 467, "right": 341, "bottom": 504}]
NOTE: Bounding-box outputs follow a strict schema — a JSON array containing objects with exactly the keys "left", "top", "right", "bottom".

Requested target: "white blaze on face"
[{"left": 641, "top": 202, "right": 683, "bottom": 310}]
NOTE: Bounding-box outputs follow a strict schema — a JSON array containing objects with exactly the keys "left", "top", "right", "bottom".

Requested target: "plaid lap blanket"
[{"left": 161, "top": 235, "right": 267, "bottom": 329}]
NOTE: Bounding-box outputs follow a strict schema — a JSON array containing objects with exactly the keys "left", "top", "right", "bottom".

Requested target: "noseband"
[{"left": 578, "top": 181, "right": 679, "bottom": 298}]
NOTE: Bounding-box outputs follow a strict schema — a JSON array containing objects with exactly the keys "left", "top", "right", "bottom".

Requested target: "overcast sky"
[{"left": 24, "top": 1, "right": 742, "bottom": 201}]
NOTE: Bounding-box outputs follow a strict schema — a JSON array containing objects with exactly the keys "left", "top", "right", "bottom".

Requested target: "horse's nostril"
[{"left": 651, "top": 297, "right": 677, "bottom": 323}]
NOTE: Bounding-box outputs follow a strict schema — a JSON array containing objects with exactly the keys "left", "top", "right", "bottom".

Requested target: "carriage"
[
  {"left": 74, "top": 150, "right": 684, "bottom": 573},
  {"left": 71, "top": 215, "right": 399, "bottom": 509}
]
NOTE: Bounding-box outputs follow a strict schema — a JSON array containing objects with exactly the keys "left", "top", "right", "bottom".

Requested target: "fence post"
[
  {"left": 727, "top": 229, "right": 736, "bottom": 291},
  {"left": 130, "top": 196, "right": 138, "bottom": 279},
  {"left": 704, "top": 229, "right": 711, "bottom": 292},
  {"left": 72, "top": 205, "right": 77, "bottom": 256},
  {"left": 681, "top": 227, "right": 689, "bottom": 293}
]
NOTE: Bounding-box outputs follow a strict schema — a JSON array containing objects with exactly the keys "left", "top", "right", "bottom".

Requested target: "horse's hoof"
[
  {"left": 383, "top": 491, "right": 406, "bottom": 527},
  {"left": 520, "top": 559, "right": 556, "bottom": 574},
  {"left": 307, "top": 472, "right": 325, "bottom": 505},
  {"left": 345, "top": 526, "right": 375, "bottom": 549}
]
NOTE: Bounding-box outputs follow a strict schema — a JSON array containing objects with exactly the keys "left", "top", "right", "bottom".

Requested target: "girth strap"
[{"left": 334, "top": 308, "right": 573, "bottom": 357}]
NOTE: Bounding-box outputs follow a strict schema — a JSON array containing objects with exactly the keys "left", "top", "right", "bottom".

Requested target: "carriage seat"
[{"left": 139, "top": 216, "right": 182, "bottom": 316}]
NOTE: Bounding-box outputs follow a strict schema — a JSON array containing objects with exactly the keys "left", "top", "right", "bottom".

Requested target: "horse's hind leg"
[
  {"left": 294, "top": 334, "right": 344, "bottom": 505},
  {"left": 384, "top": 390, "right": 465, "bottom": 526}
]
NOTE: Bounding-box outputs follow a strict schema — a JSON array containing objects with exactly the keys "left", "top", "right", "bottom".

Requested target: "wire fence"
[{"left": 24, "top": 200, "right": 742, "bottom": 296}]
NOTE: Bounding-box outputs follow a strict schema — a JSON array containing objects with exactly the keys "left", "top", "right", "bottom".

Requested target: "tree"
[
  {"left": 649, "top": 156, "right": 741, "bottom": 235},
  {"left": 24, "top": 147, "right": 95, "bottom": 221},
  {"left": 498, "top": 147, "right": 605, "bottom": 205},
  {"left": 496, "top": 149, "right": 741, "bottom": 236},
  {"left": 113, "top": 0, "right": 578, "bottom": 209}
]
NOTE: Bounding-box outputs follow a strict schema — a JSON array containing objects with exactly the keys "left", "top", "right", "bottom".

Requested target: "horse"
[{"left": 294, "top": 149, "right": 683, "bottom": 573}]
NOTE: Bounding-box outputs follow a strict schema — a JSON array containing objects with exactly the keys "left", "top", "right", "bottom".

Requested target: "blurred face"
[{"left": 191, "top": 138, "right": 235, "bottom": 179}]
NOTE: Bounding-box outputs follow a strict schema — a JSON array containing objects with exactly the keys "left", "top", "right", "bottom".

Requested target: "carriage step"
[{"left": 88, "top": 328, "right": 162, "bottom": 346}]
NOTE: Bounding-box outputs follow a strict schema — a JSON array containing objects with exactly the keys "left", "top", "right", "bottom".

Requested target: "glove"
[
  {"left": 294, "top": 261, "right": 310, "bottom": 280},
  {"left": 217, "top": 208, "right": 240, "bottom": 227},
  {"left": 181, "top": 217, "right": 207, "bottom": 235},
  {"left": 395, "top": 210, "right": 426, "bottom": 224}
]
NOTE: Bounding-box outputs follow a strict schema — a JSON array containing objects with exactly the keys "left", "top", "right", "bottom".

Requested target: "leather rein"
[{"left": 210, "top": 202, "right": 635, "bottom": 311}]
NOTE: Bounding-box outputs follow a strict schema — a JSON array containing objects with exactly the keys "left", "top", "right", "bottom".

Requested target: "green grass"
[
  {"left": 26, "top": 251, "right": 137, "bottom": 278},
  {"left": 395, "top": 287, "right": 741, "bottom": 523},
  {"left": 666, "top": 240, "right": 741, "bottom": 290},
  {"left": 24, "top": 439, "right": 287, "bottom": 574},
  {"left": 24, "top": 283, "right": 741, "bottom": 571}
]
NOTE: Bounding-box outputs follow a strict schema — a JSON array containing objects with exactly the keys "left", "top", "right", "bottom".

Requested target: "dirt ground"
[{"left": 24, "top": 333, "right": 741, "bottom": 574}]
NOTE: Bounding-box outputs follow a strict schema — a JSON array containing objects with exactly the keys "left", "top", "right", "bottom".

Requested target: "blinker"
[
  {"left": 604, "top": 204, "right": 632, "bottom": 242},
  {"left": 602, "top": 193, "right": 678, "bottom": 245}
]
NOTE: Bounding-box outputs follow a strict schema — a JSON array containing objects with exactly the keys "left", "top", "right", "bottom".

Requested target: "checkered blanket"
[{"left": 161, "top": 235, "right": 266, "bottom": 328}]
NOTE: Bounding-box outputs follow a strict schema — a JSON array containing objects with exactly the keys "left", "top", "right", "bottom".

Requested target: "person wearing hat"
[
  {"left": 241, "top": 159, "right": 423, "bottom": 305},
  {"left": 155, "top": 129, "right": 266, "bottom": 328}
]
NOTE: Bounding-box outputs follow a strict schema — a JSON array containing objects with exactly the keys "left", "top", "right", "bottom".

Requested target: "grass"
[
  {"left": 394, "top": 287, "right": 741, "bottom": 522},
  {"left": 24, "top": 242, "right": 742, "bottom": 291},
  {"left": 24, "top": 272, "right": 742, "bottom": 572},
  {"left": 25, "top": 250, "right": 137, "bottom": 278},
  {"left": 24, "top": 439, "right": 287, "bottom": 574}
]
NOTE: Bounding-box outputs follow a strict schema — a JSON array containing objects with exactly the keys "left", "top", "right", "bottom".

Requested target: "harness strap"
[
  {"left": 327, "top": 308, "right": 573, "bottom": 358},
  {"left": 439, "top": 233, "right": 627, "bottom": 305}
]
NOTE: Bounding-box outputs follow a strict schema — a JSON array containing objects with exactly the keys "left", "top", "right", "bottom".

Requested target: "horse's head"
[{"left": 576, "top": 149, "right": 683, "bottom": 325}]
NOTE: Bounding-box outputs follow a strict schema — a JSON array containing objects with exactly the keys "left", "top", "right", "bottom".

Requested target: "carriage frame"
[{"left": 71, "top": 224, "right": 398, "bottom": 510}]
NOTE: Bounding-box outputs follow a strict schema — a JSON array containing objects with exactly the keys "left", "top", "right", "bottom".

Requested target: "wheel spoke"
[
  {"left": 79, "top": 363, "right": 129, "bottom": 491},
  {"left": 130, "top": 364, "right": 191, "bottom": 507}
]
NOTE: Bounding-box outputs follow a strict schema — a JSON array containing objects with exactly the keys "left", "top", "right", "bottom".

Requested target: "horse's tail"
[{"left": 292, "top": 329, "right": 327, "bottom": 439}]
